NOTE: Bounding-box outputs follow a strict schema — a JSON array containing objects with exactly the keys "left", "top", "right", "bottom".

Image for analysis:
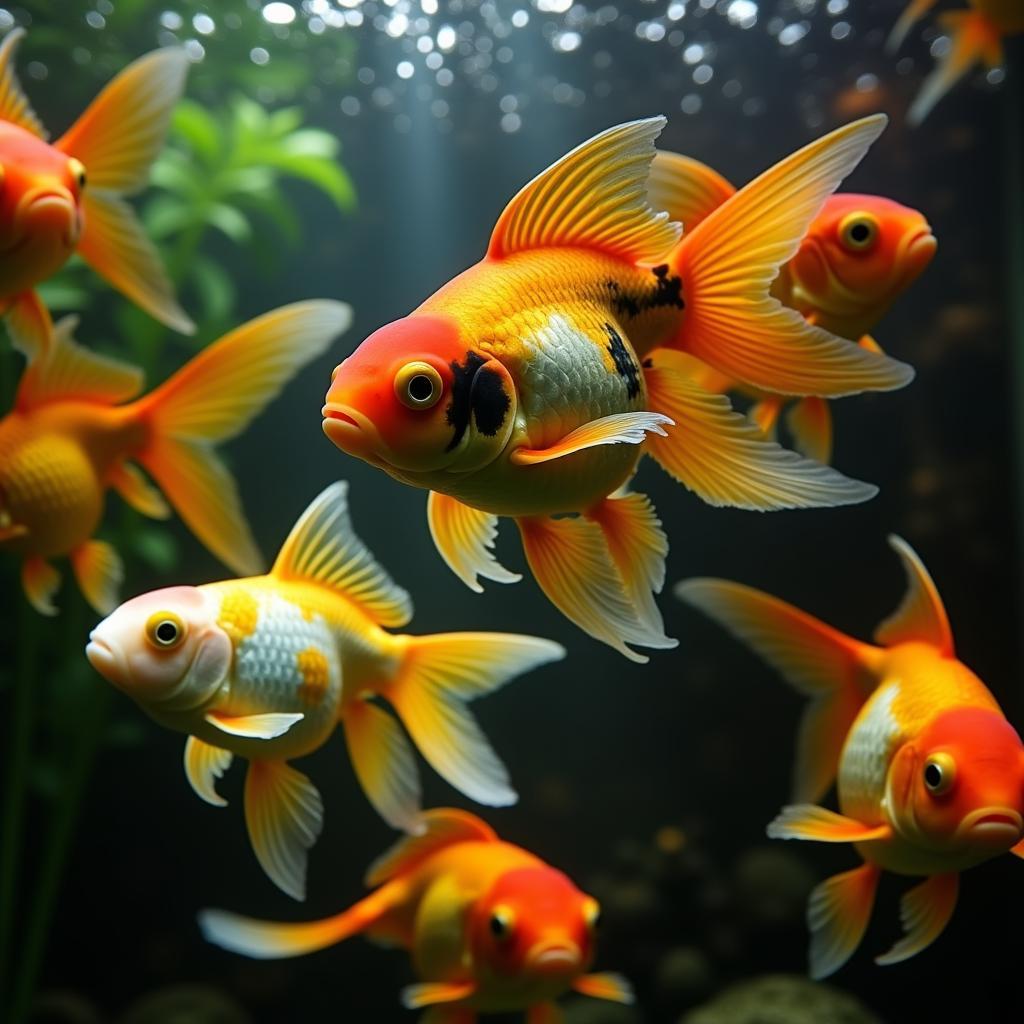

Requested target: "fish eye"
[
  {"left": 583, "top": 898, "right": 601, "bottom": 931},
  {"left": 839, "top": 213, "right": 878, "bottom": 252},
  {"left": 68, "top": 158, "right": 87, "bottom": 191},
  {"left": 489, "top": 906, "right": 514, "bottom": 939},
  {"left": 145, "top": 611, "right": 186, "bottom": 649},
  {"left": 923, "top": 752, "right": 956, "bottom": 795},
  {"left": 395, "top": 361, "right": 443, "bottom": 411}
]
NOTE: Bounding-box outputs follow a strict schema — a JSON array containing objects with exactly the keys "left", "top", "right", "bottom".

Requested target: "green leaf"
[
  {"left": 142, "top": 194, "right": 195, "bottom": 240},
  {"left": 207, "top": 202, "right": 252, "bottom": 243},
  {"left": 130, "top": 528, "right": 179, "bottom": 573},
  {"left": 190, "top": 255, "right": 237, "bottom": 325},
  {"left": 171, "top": 100, "right": 222, "bottom": 163},
  {"left": 270, "top": 154, "right": 357, "bottom": 211}
]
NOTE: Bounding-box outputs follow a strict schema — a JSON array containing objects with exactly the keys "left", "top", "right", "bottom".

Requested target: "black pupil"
[
  {"left": 925, "top": 763, "right": 943, "bottom": 789},
  {"left": 490, "top": 915, "right": 506, "bottom": 936},
  {"left": 408, "top": 375, "right": 434, "bottom": 402},
  {"left": 850, "top": 222, "right": 871, "bottom": 243},
  {"left": 156, "top": 621, "right": 178, "bottom": 644}
]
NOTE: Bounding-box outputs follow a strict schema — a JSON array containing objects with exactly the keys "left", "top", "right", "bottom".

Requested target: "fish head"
[
  {"left": 788, "top": 194, "right": 936, "bottom": 326},
  {"left": 468, "top": 866, "right": 598, "bottom": 985},
  {"left": 86, "top": 586, "right": 232, "bottom": 713},
  {"left": 323, "top": 313, "right": 517, "bottom": 478},
  {"left": 887, "top": 706, "right": 1024, "bottom": 855}
]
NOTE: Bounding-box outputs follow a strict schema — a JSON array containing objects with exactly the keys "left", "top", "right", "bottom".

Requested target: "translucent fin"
[
  {"left": 55, "top": 47, "right": 189, "bottom": 193},
  {"left": 244, "top": 760, "right": 324, "bottom": 900},
  {"left": 401, "top": 982, "right": 476, "bottom": 1010},
  {"left": 787, "top": 396, "right": 833, "bottom": 464},
  {"left": 69, "top": 539, "right": 123, "bottom": 614},
  {"left": 767, "top": 804, "right": 892, "bottom": 843},
  {"left": 343, "top": 697, "right": 422, "bottom": 832},
  {"left": 511, "top": 411, "right": 671, "bottom": 466},
  {"left": 645, "top": 353, "right": 877, "bottom": 511},
  {"left": 807, "top": 862, "right": 880, "bottom": 980},
  {"left": 21, "top": 555, "right": 60, "bottom": 616},
  {"left": 750, "top": 396, "right": 784, "bottom": 438},
  {"left": 647, "top": 150, "right": 735, "bottom": 231},
  {"left": 875, "top": 872, "right": 959, "bottom": 966},
  {"left": 387, "top": 632, "right": 563, "bottom": 806},
  {"left": 518, "top": 514, "right": 676, "bottom": 663},
  {"left": 77, "top": 190, "right": 194, "bottom": 334},
  {"left": 205, "top": 711, "right": 303, "bottom": 740},
  {"left": 184, "top": 735, "right": 234, "bottom": 807},
  {"left": 4, "top": 290, "right": 54, "bottom": 362},
  {"left": 676, "top": 577, "right": 879, "bottom": 801},
  {"left": 109, "top": 462, "right": 171, "bottom": 519},
  {"left": 16, "top": 316, "right": 144, "bottom": 411},
  {"left": 875, "top": 535, "right": 953, "bottom": 655},
  {"left": 487, "top": 117, "right": 680, "bottom": 264},
  {"left": 365, "top": 808, "right": 497, "bottom": 887},
  {"left": 271, "top": 481, "right": 412, "bottom": 628},
  {"left": 427, "top": 490, "right": 520, "bottom": 593},
  {"left": 672, "top": 116, "right": 915, "bottom": 396},
  {"left": 0, "top": 28, "right": 45, "bottom": 137},
  {"left": 572, "top": 973, "right": 636, "bottom": 1004},
  {"left": 887, "top": 0, "right": 940, "bottom": 53}
]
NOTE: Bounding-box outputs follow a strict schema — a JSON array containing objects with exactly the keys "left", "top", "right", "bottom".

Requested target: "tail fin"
[
  {"left": 907, "top": 12, "right": 1004, "bottom": 127},
  {"left": 675, "top": 578, "right": 880, "bottom": 802},
  {"left": 886, "top": 0, "right": 940, "bottom": 54},
  {"left": 133, "top": 301, "right": 351, "bottom": 575},
  {"left": 384, "top": 632, "right": 564, "bottom": 807},
  {"left": 668, "top": 116, "right": 914, "bottom": 397}
]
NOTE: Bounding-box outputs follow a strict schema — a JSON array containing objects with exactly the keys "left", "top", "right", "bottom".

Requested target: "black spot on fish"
[
  {"left": 605, "top": 323, "right": 641, "bottom": 400},
  {"left": 445, "top": 351, "right": 509, "bottom": 451},
  {"left": 607, "top": 264, "right": 684, "bottom": 321}
]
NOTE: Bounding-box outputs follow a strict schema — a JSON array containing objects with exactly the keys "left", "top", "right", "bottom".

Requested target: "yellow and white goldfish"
[
  {"left": 677, "top": 536, "right": 1024, "bottom": 978},
  {"left": 200, "top": 808, "right": 632, "bottom": 1022},
  {"left": 648, "top": 151, "right": 937, "bottom": 462},
  {"left": 86, "top": 485, "right": 564, "bottom": 900},
  {"left": 0, "top": 301, "right": 351, "bottom": 615},
  {"left": 888, "top": 0, "right": 1024, "bottom": 125},
  {"left": 0, "top": 28, "right": 193, "bottom": 358},
  {"left": 322, "top": 115, "right": 914, "bottom": 662}
]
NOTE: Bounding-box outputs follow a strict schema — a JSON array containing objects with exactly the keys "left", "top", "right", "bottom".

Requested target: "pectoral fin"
[
  {"left": 572, "top": 972, "right": 635, "bottom": 1004},
  {"left": 767, "top": 804, "right": 892, "bottom": 843},
  {"left": 22, "top": 556, "right": 61, "bottom": 616},
  {"left": 786, "top": 397, "right": 833, "bottom": 464},
  {"left": 1010, "top": 838, "right": 1024, "bottom": 859},
  {"left": 426, "top": 491, "right": 520, "bottom": 593},
  {"left": 70, "top": 539, "right": 124, "bottom": 615},
  {"left": 510, "top": 412, "right": 671, "bottom": 466},
  {"left": 401, "top": 981, "right": 476, "bottom": 1009},
  {"left": 184, "top": 735, "right": 234, "bottom": 807},
  {"left": 109, "top": 462, "right": 171, "bottom": 519},
  {"left": 875, "top": 872, "right": 959, "bottom": 966},
  {"left": 5, "top": 291, "right": 54, "bottom": 361},
  {"left": 204, "top": 711, "right": 304, "bottom": 739},
  {"left": 807, "top": 861, "right": 880, "bottom": 979}
]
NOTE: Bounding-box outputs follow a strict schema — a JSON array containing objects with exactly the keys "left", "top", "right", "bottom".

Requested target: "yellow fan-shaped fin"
[
  {"left": 875, "top": 535, "right": 953, "bottom": 655},
  {"left": 647, "top": 150, "right": 735, "bottom": 232},
  {"left": 69, "top": 539, "right": 124, "bottom": 614},
  {"left": 21, "top": 555, "right": 60, "bottom": 616},
  {"left": 572, "top": 973, "right": 635, "bottom": 1004},
  {"left": 875, "top": 872, "right": 959, "bottom": 966},
  {"left": 807, "top": 862, "right": 880, "bottom": 980},
  {"left": 0, "top": 29, "right": 45, "bottom": 137},
  {"left": 184, "top": 735, "right": 234, "bottom": 807},
  {"left": 4, "top": 290, "right": 54, "bottom": 362},
  {"left": 108, "top": 462, "right": 171, "bottom": 520}
]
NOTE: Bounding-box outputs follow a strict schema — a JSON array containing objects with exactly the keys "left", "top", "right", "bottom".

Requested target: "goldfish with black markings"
[
  {"left": 200, "top": 808, "right": 632, "bottom": 1022},
  {"left": 86, "top": 485, "right": 564, "bottom": 900},
  {"left": 0, "top": 301, "right": 350, "bottom": 615},
  {"left": 0, "top": 27, "right": 192, "bottom": 358},
  {"left": 677, "top": 537, "right": 1024, "bottom": 978},
  {"left": 322, "top": 114, "right": 915, "bottom": 662},
  {"left": 647, "top": 151, "right": 936, "bottom": 462}
]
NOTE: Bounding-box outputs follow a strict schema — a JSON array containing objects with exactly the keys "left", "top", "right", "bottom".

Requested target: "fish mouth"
[
  {"left": 19, "top": 191, "right": 79, "bottom": 246},
  {"left": 526, "top": 942, "right": 582, "bottom": 976},
  {"left": 957, "top": 807, "right": 1023, "bottom": 844},
  {"left": 903, "top": 226, "right": 938, "bottom": 275},
  {"left": 322, "top": 402, "right": 387, "bottom": 465},
  {"left": 85, "top": 633, "right": 128, "bottom": 687}
]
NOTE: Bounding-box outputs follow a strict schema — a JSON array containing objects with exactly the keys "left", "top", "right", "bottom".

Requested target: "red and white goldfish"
[
  {"left": 323, "top": 115, "right": 914, "bottom": 662},
  {"left": 1, "top": 301, "right": 351, "bottom": 615},
  {"left": 0, "top": 28, "right": 192, "bottom": 358},
  {"left": 86, "top": 485, "right": 563, "bottom": 899},
  {"left": 648, "top": 151, "right": 937, "bottom": 462},
  {"left": 888, "top": 0, "right": 1024, "bottom": 125},
  {"left": 677, "top": 536, "right": 1024, "bottom": 978},
  {"left": 200, "top": 808, "right": 632, "bottom": 1021}
]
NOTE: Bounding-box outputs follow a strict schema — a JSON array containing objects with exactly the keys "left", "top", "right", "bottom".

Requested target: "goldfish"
[
  {"left": 676, "top": 536, "right": 1024, "bottom": 978},
  {"left": 0, "top": 28, "right": 192, "bottom": 359},
  {"left": 647, "top": 151, "right": 937, "bottom": 462},
  {"left": 322, "top": 114, "right": 916, "bottom": 662},
  {"left": 199, "top": 808, "right": 632, "bottom": 1021},
  {"left": 0, "top": 301, "right": 351, "bottom": 615},
  {"left": 888, "top": 0, "right": 1024, "bottom": 125},
  {"left": 86, "top": 485, "right": 564, "bottom": 900}
]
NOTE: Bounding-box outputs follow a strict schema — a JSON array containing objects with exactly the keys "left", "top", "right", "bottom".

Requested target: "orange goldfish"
[
  {"left": 648, "top": 151, "right": 937, "bottom": 462},
  {"left": 323, "top": 115, "right": 914, "bottom": 662},
  {"left": 200, "top": 808, "right": 632, "bottom": 1021},
  {"left": 0, "top": 28, "right": 192, "bottom": 358},
  {"left": 677, "top": 536, "right": 1024, "bottom": 978},
  {"left": 86, "top": 486, "right": 563, "bottom": 899},
  {"left": 1, "top": 301, "right": 351, "bottom": 615},
  {"left": 888, "top": 0, "right": 1024, "bottom": 125}
]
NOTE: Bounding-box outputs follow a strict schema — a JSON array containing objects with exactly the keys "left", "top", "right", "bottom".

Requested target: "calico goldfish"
[
  {"left": 0, "top": 28, "right": 192, "bottom": 358},
  {"left": 647, "top": 151, "right": 936, "bottom": 462},
  {"left": 200, "top": 808, "right": 632, "bottom": 1022},
  {"left": 888, "top": 0, "right": 1024, "bottom": 125},
  {"left": 86, "top": 485, "right": 564, "bottom": 900},
  {"left": 322, "top": 115, "right": 915, "bottom": 662},
  {"left": 0, "top": 301, "right": 351, "bottom": 615},
  {"left": 677, "top": 536, "right": 1024, "bottom": 978}
]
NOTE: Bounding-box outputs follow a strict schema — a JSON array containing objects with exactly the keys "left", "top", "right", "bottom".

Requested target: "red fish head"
[
  {"left": 323, "top": 313, "right": 517, "bottom": 476},
  {"left": 468, "top": 867, "right": 599, "bottom": 987},
  {"left": 888, "top": 707, "right": 1024, "bottom": 855},
  {"left": 0, "top": 124, "right": 86, "bottom": 291},
  {"left": 788, "top": 194, "right": 936, "bottom": 326}
]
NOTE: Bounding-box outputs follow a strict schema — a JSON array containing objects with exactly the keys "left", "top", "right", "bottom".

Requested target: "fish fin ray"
[
  {"left": 109, "top": 462, "right": 171, "bottom": 519},
  {"left": 647, "top": 150, "right": 735, "bottom": 232},
  {"left": 69, "top": 539, "right": 123, "bottom": 614},
  {"left": 786, "top": 396, "right": 833, "bottom": 463},
  {"left": 807, "top": 862, "right": 881, "bottom": 979},
  {"left": 767, "top": 804, "right": 892, "bottom": 843},
  {"left": 21, "top": 555, "right": 60, "bottom": 616},
  {"left": 887, "top": 0, "right": 940, "bottom": 52},
  {"left": 572, "top": 973, "right": 635, "bottom": 1004},
  {"left": 401, "top": 982, "right": 476, "bottom": 1010},
  {"left": 510, "top": 411, "right": 671, "bottom": 466},
  {"left": 0, "top": 29, "right": 45, "bottom": 137},
  {"left": 875, "top": 535, "right": 953, "bottom": 654},
  {"left": 4, "top": 291, "right": 54, "bottom": 362},
  {"left": 184, "top": 735, "right": 234, "bottom": 807},
  {"left": 427, "top": 491, "right": 520, "bottom": 593},
  {"left": 205, "top": 711, "right": 303, "bottom": 740},
  {"left": 875, "top": 872, "right": 959, "bottom": 966}
]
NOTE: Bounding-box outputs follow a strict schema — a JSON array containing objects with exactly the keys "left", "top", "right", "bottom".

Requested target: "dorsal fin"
[
  {"left": 874, "top": 535, "right": 954, "bottom": 655},
  {"left": 0, "top": 28, "right": 46, "bottom": 138},
  {"left": 365, "top": 809, "right": 497, "bottom": 887},
  {"left": 16, "top": 316, "right": 144, "bottom": 411},
  {"left": 271, "top": 481, "right": 413, "bottom": 628},
  {"left": 487, "top": 117, "right": 681, "bottom": 265},
  {"left": 647, "top": 151, "right": 736, "bottom": 233}
]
